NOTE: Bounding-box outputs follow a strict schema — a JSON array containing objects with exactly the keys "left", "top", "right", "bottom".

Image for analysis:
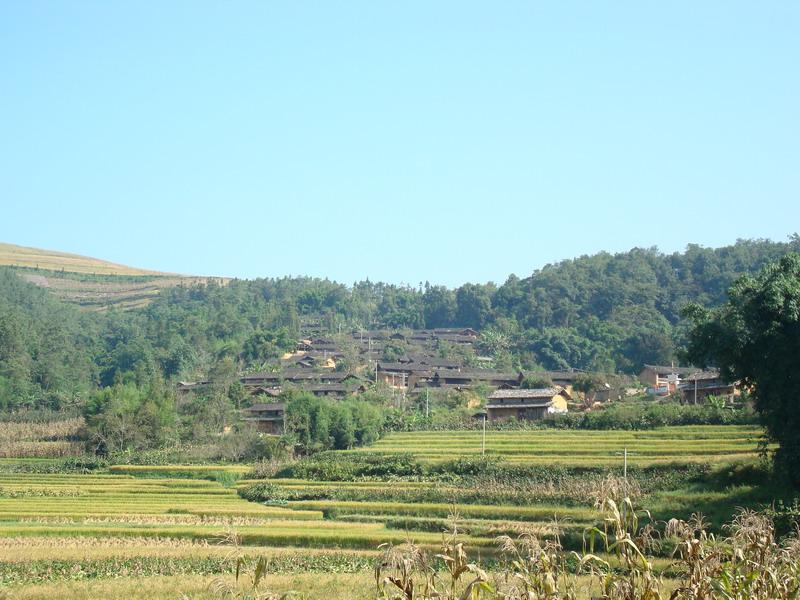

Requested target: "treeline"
[{"left": 1, "top": 237, "right": 799, "bottom": 412}]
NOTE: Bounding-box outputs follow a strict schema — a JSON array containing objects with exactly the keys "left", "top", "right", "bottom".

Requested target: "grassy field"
[{"left": 0, "top": 425, "right": 782, "bottom": 597}]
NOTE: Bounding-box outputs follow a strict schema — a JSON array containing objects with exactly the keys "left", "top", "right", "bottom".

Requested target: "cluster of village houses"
[{"left": 178, "top": 327, "right": 740, "bottom": 434}]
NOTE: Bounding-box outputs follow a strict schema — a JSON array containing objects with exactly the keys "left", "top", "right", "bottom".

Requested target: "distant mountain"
[{"left": 0, "top": 242, "right": 225, "bottom": 310}]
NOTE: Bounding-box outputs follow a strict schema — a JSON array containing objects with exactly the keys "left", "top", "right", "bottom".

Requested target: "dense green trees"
[
  {"left": 685, "top": 253, "right": 800, "bottom": 486},
  {"left": 83, "top": 382, "right": 176, "bottom": 454},
  {"left": 284, "top": 392, "right": 384, "bottom": 454},
  {"left": 0, "top": 270, "right": 100, "bottom": 409}
]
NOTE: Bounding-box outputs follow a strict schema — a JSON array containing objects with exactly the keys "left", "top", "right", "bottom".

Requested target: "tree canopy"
[{"left": 685, "top": 253, "right": 800, "bottom": 485}]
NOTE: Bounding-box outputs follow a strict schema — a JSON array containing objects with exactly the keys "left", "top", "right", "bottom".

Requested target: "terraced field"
[
  {"left": 345, "top": 425, "right": 764, "bottom": 465},
  {"left": 0, "top": 473, "right": 473, "bottom": 550},
  {"left": 0, "top": 242, "right": 229, "bottom": 310},
  {"left": 0, "top": 425, "right": 774, "bottom": 597}
]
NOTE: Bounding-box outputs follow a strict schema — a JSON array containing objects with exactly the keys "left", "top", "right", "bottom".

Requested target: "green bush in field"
[
  {"left": 540, "top": 401, "right": 757, "bottom": 430},
  {"left": 279, "top": 451, "right": 423, "bottom": 481},
  {"left": 384, "top": 402, "right": 757, "bottom": 432},
  {"left": 0, "top": 456, "right": 108, "bottom": 474},
  {"left": 238, "top": 481, "right": 289, "bottom": 504}
]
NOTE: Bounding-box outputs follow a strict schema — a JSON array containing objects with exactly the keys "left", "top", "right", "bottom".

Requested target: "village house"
[
  {"left": 679, "top": 370, "right": 739, "bottom": 404},
  {"left": 486, "top": 388, "right": 570, "bottom": 421},
  {"left": 248, "top": 385, "right": 282, "bottom": 398},
  {"left": 431, "top": 370, "right": 523, "bottom": 389},
  {"left": 403, "top": 355, "right": 463, "bottom": 370},
  {"left": 376, "top": 362, "right": 434, "bottom": 388},
  {"left": 304, "top": 383, "right": 368, "bottom": 398},
  {"left": 426, "top": 328, "right": 479, "bottom": 338},
  {"left": 241, "top": 402, "right": 285, "bottom": 434},
  {"left": 638, "top": 364, "right": 700, "bottom": 394},
  {"left": 281, "top": 352, "right": 338, "bottom": 370},
  {"left": 176, "top": 380, "right": 211, "bottom": 395},
  {"left": 241, "top": 370, "right": 359, "bottom": 387}
]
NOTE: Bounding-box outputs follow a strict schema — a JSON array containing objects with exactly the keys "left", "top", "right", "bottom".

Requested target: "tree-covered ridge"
[{"left": 0, "top": 237, "right": 798, "bottom": 410}]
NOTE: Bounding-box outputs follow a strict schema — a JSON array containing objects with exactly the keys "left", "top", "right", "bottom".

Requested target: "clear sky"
[{"left": 1, "top": 2, "right": 798, "bottom": 287}]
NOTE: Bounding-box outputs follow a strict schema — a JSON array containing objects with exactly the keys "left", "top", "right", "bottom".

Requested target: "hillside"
[
  {"left": 0, "top": 242, "right": 225, "bottom": 310},
  {"left": 0, "top": 237, "right": 798, "bottom": 410},
  {"left": 0, "top": 242, "right": 173, "bottom": 276}
]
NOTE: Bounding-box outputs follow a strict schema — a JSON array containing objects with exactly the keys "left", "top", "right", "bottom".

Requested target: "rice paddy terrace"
[
  {"left": 343, "top": 425, "right": 765, "bottom": 465},
  {"left": 0, "top": 425, "right": 771, "bottom": 598}
]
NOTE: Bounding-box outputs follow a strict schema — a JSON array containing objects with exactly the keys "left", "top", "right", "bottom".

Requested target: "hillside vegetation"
[{"left": 1, "top": 237, "right": 799, "bottom": 410}]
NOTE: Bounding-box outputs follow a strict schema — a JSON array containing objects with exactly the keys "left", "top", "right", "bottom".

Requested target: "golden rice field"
[
  {"left": 0, "top": 425, "right": 774, "bottom": 597},
  {"left": 344, "top": 425, "right": 765, "bottom": 465}
]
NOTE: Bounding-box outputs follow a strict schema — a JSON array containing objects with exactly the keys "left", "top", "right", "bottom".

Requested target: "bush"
[
  {"left": 542, "top": 401, "right": 758, "bottom": 430},
  {"left": 0, "top": 456, "right": 108, "bottom": 474},
  {"left": 277, "top": 452, "right": 423, "bottom": 481},
  {"left": 238, "top": 482, "right": 289, "bottom": 504}
]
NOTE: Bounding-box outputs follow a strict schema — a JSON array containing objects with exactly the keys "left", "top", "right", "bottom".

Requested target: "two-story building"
[{"left": 485, "top": 388, "right": 570, "bottom": 421}]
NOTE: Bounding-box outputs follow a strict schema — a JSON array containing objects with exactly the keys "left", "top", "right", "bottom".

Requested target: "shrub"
[
  {"left": 0, "top": 456, "right": 108, "bottom": 474},
  {"left": 237, "top": 482, "right": 289, "bottom": 504},
  {"left": 278, "top": 452, "right": 423, "bottom": 481}
]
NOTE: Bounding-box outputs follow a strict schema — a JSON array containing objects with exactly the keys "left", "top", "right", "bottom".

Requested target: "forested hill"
[{"left": 0, "top": 237, "right": 798, "bottom": 410}]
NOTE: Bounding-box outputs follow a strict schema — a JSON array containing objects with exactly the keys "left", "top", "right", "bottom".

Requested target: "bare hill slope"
[{"left": 0, "top": 242, "right": 225, "bottom": 310}]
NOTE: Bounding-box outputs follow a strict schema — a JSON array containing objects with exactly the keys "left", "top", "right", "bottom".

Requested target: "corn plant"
[
  {"left": 375, "top": 511, "right": 494, "bottom": 600},
  {"left": 207, "top": 529, "right": 304, "bottom": 600}
]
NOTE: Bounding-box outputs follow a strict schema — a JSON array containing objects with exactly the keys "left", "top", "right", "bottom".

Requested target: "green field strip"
[
  {"left": 287, "top": 500, "right": 594, "bottom": 522},
  {"left": 108, "top": 464, "right": 251, "bottom": 474},
  {"left": 390, "top": 455, "right": 756, "bottom": 467},
  {"left": 0, "top": 518, "right": 367, "bottom": 532},
  {"left": 0, "top": 506, "right": 323, "bottom": 520}
]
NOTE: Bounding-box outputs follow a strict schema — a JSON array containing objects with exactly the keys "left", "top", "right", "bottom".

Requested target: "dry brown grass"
[
  {"left": 18, "top": 514, "right": 285, "bottom": 527},
  {"left": 0, "top": 242, "right": 172, "bottom": 276},
  {"left": 0, "top": 243, "right": 230, "bottom": 310},
  {"left": 0, "top": 540, "right": 376, "bottom": 563},
  {"left": 1, "top": 573, "right": 377, "bottom": 600},
  {"left": 0, "top": 441, "right": 85, "bottom": 458},
  {"left": 0, "top": 418, "right": 84, "bottom": 441}
]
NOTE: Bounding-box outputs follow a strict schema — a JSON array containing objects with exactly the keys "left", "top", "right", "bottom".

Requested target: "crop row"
[
  {"left": 287, "top": 499, "right": 595, "bottom": 523},
  {"left": 0, "top": 441, "right": 85, "bottom": 458},
  {"left": 0, "top": 522, "right": 495, "bottom": 550},
  {"left": 0, "top": 550, "right": 376, "bottom": 586}
]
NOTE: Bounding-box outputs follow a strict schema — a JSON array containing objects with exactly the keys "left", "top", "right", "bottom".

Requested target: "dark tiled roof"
[
  {"left": 304, "top": 384, "right": 365, "bottom": 394},
  {"left": 642, "top": 364, "right": 700, "bottom": 375},
  {"left": 249, "top": 386, "right": 282, "bottom": 397},
  {"left": 377, "top": 362, "right": 433, "bottom": 373},
  {"left": 682, "top": 369, "right": 723, "bottom": 381},
  {"left": 242, "top": 370, "right": 348, "bottom": 382},
  {"left": 437, "top": 370, "right": 520, "bottom": 380},
  {"left": 244, "top": 402, "right": 285, "bottom": 412},
  {"left": 407, "top": 355, "right": 463, "bottom": 369},
  {"left": 489, "top": 388, "right": 562, "bottom": 399},
  {"left": 487, "top": 399, "right": 554, "bottom": 409},
  {"left": 525, "top": 369, "right": 588, "bottom": 382}
]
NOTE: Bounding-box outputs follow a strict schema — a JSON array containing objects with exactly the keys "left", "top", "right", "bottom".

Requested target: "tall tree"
[{"left": 684, "top": 254, "right": 800, "bottom": 485}]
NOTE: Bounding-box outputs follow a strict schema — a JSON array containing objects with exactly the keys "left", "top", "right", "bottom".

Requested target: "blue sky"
[{"left": 1, "top": 2, "right": 798, "bottom": 286}]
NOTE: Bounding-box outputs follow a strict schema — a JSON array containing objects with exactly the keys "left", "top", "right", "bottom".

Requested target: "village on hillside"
[{"left": 178, "top": 324, "right": 742, "bottom": 434}]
